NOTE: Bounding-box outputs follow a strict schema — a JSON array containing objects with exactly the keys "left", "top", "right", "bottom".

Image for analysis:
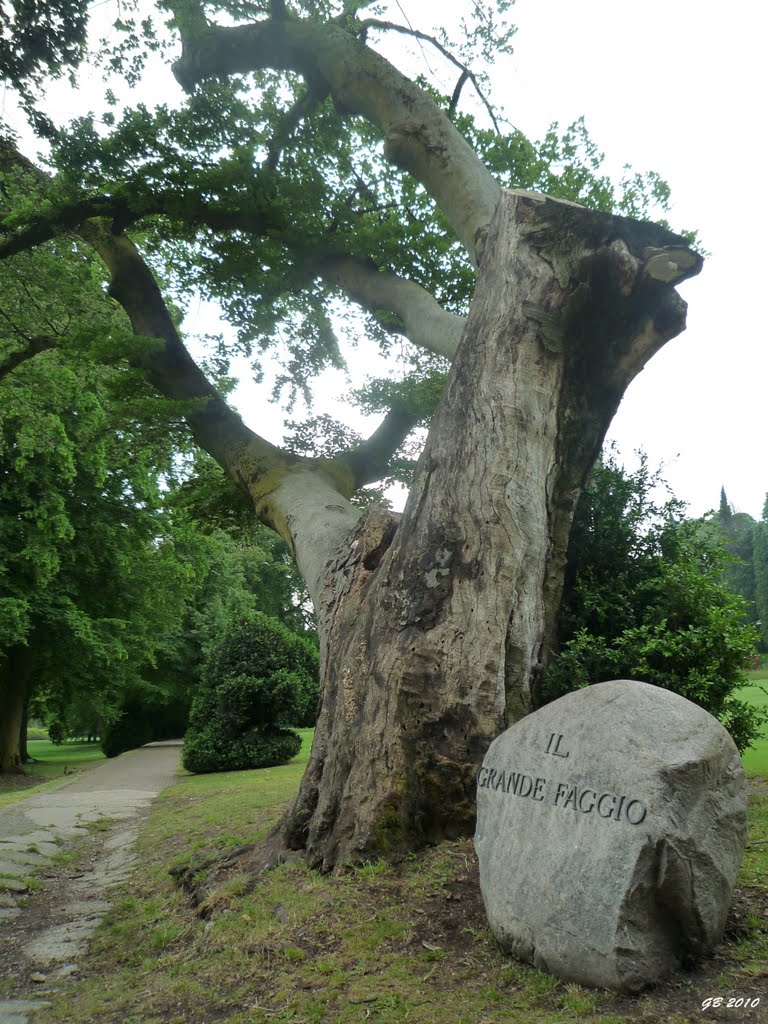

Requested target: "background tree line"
[{"left": 711, "top": 488, "right": 768, "bottom": 654}]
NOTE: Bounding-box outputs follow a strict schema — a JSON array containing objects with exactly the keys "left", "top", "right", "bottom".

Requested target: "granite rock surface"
[{"left": 474, "top": 679, "right": 748, "bottom": 991}]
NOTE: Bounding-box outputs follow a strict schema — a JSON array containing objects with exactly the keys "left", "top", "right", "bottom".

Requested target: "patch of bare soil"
[
  {"left": 0, "top": 817, "right": 140, "bottom": 1004},
  {"left": 0, "top": 773, "right": 56, "bottom": 792},
  {"left": 1, "top": 833, "right": 98, "bottom": 995}
]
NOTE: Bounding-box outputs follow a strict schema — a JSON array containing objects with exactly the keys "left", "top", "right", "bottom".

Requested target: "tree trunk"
[
  {"left": 18, "top": 696, "right": 30, "bottom": 764},
  {"left": 264, "top": 191, "right": 700, "bottom": 870},
  {"left": 0, "top": 645, "right": 34, "bottom": 774}
]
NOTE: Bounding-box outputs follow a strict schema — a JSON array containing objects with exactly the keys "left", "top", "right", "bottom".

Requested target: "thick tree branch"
[
  {"left": 341, "top": 403, "right": 420, "bottom": 487},
  {"left": 318, "top": 255, "right": 465, "bottom": 360},
  {"left": 0, "top": 136, "right": 300, "bottom": 503},
  {"left": 170, "top": 16, "right": 501, "bottom": 260},
  {"left": 0, "top": 188, "right": 465, "bottom": 373},
  {"left": 165, "top": 0, "right": 208, "bottom": 37},
  {"left": 86, "top": 222, "right": 370, "bottom": 599},
  {"left": 0, "top": 188, "right": 279, "bottom": 259},
  {"left": 83, "top": 224, "right": 368, "bottom": 594},
  {"left": 449, "top": 70, "right": 470, "bottom": 116},
  {"left": 0, "top": 195, "right": 129, "bottom": 258},
  {"left": 360, "top": 19, "right": 501, "bottom": 134},
  {"left": 0, "top": 135, "right": 410, "bottom": 510},
  {"left": 0, "top": 335, "right": 55, "bottom": 380},
  {"left": 0, "top": 134, "right": 374, "bottom": 605},
  {"left": 79, "top": 222, "right": 294, "bottom": 483}
]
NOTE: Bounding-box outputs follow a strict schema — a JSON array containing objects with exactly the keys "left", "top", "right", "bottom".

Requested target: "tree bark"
[
  {"left": 317, "top": 256, "right": 465, "bottom": 360},
  {"left": 0, "top": 645, "right": 34, "bottom": 774},
  {"left": 266, "top": 191, "right": 701, "bottom": 870},
  {"left": 18, "top": 696, "right": 30, "bottom": 764},
  {"left": 0, "top": 144, "right": 702, "bottom": 867}
]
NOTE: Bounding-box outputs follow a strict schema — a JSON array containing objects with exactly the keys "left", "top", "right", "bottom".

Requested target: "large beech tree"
[{"left": 0, "top": 1, "right": 701, "bottom": 866}]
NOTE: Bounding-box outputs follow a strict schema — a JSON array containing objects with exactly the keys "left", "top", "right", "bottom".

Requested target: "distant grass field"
[
  {"left": 0, "top": 739, "right": 106, "bottom": 807},
  {"left": 22, "top": 738, "right": 106, "bottom": 776},
  {"left": 741, "top": 669, "right": 768, "bottom": 776}
]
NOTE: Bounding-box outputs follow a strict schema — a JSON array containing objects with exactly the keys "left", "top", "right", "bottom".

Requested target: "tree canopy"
[{"left": 0, "top": 0, "right": 681, "bottom": 487}]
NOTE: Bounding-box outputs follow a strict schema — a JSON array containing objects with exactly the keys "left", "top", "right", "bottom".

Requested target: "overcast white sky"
[{"left": 5, "top": 0, "right": 767, "bottom": 519}]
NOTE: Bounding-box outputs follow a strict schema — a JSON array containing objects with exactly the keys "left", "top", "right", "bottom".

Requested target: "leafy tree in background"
[
  {"left": 0, "top": 227, "right": 197, "bottom": 771},
  {"left": 95, "top": 518, "right": 315, "bottom": 758},
  {"left": 749, "top": 496, "right": 768, "bottom": 651},
  {"left": 543, "top": 455, "right": 762, "bottom": 751},
  {"left": 168, "top": 452, "right": 313, "bottom": 637},
  {"left": 0, "top": 347, "right": 197, "bottom": 770},
  {"left": 100, "top": 458, "right": 316, "bottom": 757},
  {"left": 696, "top": 487, "right": 768, "bottom": 651},
  {"left": 0, "top": 1, "right": 703, "bottom": 864}
]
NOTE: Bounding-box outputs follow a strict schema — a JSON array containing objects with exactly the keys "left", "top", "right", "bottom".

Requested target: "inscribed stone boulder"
[{"left": 474, "top": 679, "right": 748, "bottom": 991}]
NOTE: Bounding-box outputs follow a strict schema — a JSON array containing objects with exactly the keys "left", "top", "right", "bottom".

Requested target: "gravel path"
[{"left": 0, "top": 741, "right": 182, "bottom": 1024}]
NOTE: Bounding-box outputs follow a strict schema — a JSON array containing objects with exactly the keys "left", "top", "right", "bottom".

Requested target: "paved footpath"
[{"left": 0, "top": 741, "right": 182, "bottom": 1024}]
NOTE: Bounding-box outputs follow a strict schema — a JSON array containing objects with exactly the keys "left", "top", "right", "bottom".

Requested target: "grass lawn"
[
  {"left": 0, "top": 739, "right": 105, "bottom": 808},
  {"left": 35, "top": 714, "right": 768, "bottom": 1024},
  {"left": 23, "top": 739, "right": 106, "bottom": 775},
  {"left": 740, "top": 670, "right": 768, "bottom": 777}
]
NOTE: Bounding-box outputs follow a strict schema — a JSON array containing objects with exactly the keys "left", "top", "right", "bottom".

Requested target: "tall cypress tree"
[
  {"left": 714, "top": 487, "right": 757, "bottom": 627},
  {"left": 719, "top": 486, "right": 732, "bottom": 524},
  {"left": 753, "top": 495, "right": 768, "bottom": 650}
]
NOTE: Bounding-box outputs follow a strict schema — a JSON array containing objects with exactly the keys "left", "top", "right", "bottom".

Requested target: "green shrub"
[
  {"left": 182, "top": 725, "right": 301, "bottom": 774},
  {"left": 542, "top": 453, "right": 765, "bottom": 750},
  {"left": 182, "top": 612, "right": 319, "bottom": 774}
]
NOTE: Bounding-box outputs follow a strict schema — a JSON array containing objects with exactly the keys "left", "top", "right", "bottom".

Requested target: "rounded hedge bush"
[{"left": 182, "top": 612, "right": 319, "bottom": 774}]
